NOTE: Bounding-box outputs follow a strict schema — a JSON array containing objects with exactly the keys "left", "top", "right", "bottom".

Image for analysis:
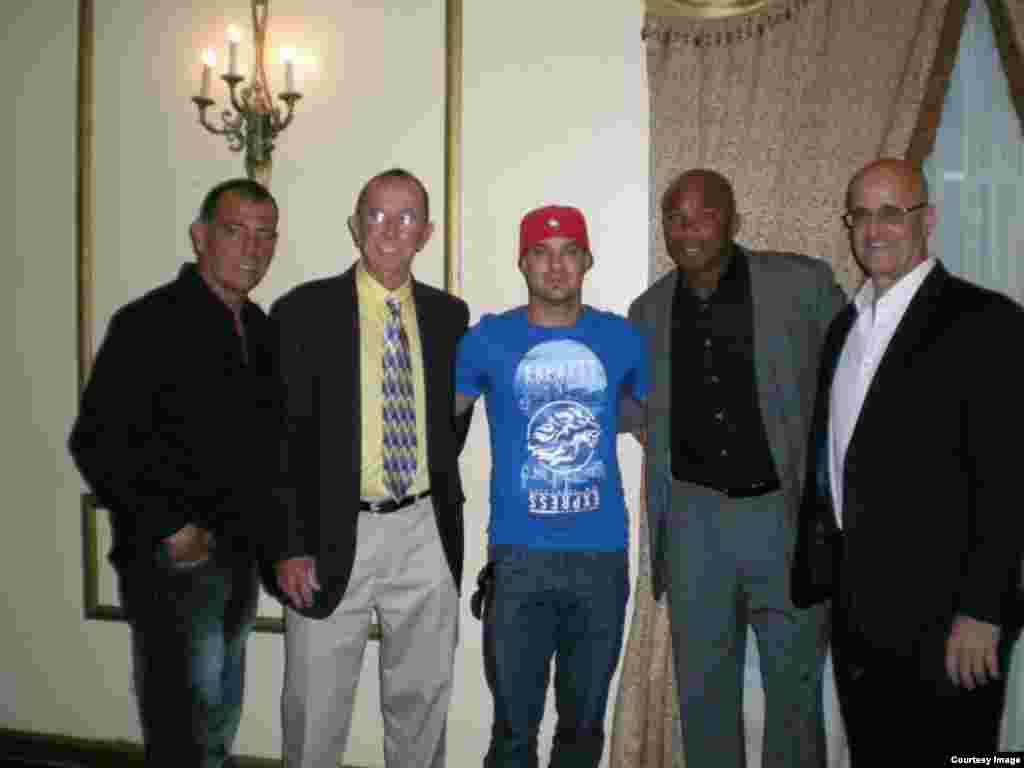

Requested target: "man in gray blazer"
[{"left": 626, "top": 169, "right": 845, "bottom": 768}]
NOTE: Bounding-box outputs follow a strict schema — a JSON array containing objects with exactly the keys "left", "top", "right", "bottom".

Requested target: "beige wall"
[{"left": 0, "top": 1, "right": 647, "bottom": 766}]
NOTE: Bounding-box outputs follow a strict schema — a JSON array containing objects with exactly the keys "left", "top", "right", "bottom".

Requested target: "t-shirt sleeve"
[
  {"left": 455, "top": 321, "right": 487, "bottom": 398},
  {"left": 623, "top": 323, "right": 650, "bottom": 402}
]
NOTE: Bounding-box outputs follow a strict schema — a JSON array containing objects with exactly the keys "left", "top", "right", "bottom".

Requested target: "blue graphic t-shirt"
[{"left": 456, "top": 306, "right": 649, "bottom": 551}]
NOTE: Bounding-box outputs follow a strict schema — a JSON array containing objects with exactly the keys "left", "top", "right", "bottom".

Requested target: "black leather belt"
[
  {"left": 360, "top": 489, "right": 431, "bottom": 514},
  {"left": 676, "top": 476, "right": 780, "bottom": 498},
  {"left": 721, "top": 481, "right": 779, "bottom": 499}
]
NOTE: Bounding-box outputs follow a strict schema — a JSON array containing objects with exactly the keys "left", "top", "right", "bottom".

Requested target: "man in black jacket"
[
  {"left": 69, "top": 178, "right": 282, "bottom": 767},
  {"left": 267, "top": 168, "right": 472, "bottom": 768},
  {"left": 793, "top": 159, "right": 1024, "bottom": 762}
]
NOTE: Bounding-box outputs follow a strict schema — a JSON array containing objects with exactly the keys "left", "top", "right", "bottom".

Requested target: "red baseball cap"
[{"left": 519, "top": 205, "right": 590, "bottom": 257}]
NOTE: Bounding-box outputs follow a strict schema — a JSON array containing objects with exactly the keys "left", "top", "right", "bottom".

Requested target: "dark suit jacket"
[
  {"left": 263, "top": 265, "right": 472, "bottom": 619},
  {"left": 794, "top": 262, "right": 1024, "bottom": 668},
  {"left": 629, "top": 247, "right": 845, "bottom": 598}
]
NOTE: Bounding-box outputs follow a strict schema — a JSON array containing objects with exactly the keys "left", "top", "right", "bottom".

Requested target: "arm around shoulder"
[
  {"left": 450, "top": 298, "right": 474, "bottom": 449},
  {"left": 618, "top": 312, "right": 651, "bottom": 442}
]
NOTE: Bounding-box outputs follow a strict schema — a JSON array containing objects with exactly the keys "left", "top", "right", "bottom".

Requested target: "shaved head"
[
  {"left": 846, "top": 158, "right": 929, "bottom": 210},
  {"left": 662, "top": 168, "right": 737, "bottom": 227},
  {"left": 845, "top": 157, "right": 935, "bottom": 296},
  {"left": 660, "top": 168, "right": 739, "bottom": 296}
]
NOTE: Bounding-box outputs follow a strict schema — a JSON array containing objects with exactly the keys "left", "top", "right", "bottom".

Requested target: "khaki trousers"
[{"left": 282, "top": 496, "right": 459, "bottom": 768}]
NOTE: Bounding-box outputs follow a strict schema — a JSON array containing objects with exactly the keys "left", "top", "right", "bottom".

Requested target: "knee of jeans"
[{"left": 191, "top": 644, "right": 227, "bottom": 705}]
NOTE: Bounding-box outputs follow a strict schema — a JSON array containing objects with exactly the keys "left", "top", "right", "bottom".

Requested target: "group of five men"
[{"left": 70, "top": 157, "right": 1024, "bottom": 767}]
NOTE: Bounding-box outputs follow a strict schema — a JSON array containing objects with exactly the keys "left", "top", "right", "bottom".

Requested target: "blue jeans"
[
  {"left": 119, "top": 545, "right": 258, "bottom": 768},
  {"left": 483, "top": 546, "right": 629, "bottom": 768}
]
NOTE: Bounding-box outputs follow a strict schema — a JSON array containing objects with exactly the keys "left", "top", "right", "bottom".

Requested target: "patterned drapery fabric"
[
  {"left": 641, "top": 0, "right": 955, "bottom": 292},
  {"left": 987, "top": 0, "right": 1024, "bottom": 125},
  {"left": 611, "top": 2, "right": 962, "bottom": 766},
  {"left": 1001, "top": 0, "right": 1024, "bottom": 51}
]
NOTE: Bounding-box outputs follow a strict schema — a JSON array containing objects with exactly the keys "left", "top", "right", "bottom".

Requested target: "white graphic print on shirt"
[{"left": 514, "top": 340, "right": 607, "bottom": 517}]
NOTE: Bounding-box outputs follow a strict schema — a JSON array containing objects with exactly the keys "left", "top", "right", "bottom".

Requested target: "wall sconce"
[{"left": 191, "top": 0, "right": 306, "bottom": 184}]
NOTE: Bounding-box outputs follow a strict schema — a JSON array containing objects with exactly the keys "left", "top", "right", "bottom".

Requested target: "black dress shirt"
[
  {"left": 669, "top": 246, "right": 779, "bottom": 494},
  {"left": 69, "top": 263, "right": 282, "bottom": 567}
]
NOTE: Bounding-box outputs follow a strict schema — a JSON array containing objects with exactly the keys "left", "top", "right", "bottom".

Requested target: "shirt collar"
[
  {"left": 178, "top": 262, "right": 256, "bottom": 323},
  {"left": 356, "top": 259, "right": 413, "bottom": 308},
  {"left": 853, "top": 256, "right": 936, "bottom": 327},
  {"left": 677, "top": 242, "right": 744, "bottom": 302}
]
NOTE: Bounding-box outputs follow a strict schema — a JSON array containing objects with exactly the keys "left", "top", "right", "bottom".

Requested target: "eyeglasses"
[
  {"left": 364, "top": 208, "right": 420, "bottom": 231},
  {"left": 841, "top": 202, "right": 928, "bottom": 230}
]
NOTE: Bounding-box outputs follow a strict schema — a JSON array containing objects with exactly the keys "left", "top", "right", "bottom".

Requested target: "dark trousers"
[
  {"left": 119, "top": 546, "right": 259, "bottom": 768},
  {"left": 483, "top": 547, "right": 629, "bottom": 768},
  {"left": 832, "top": 625, "right": 1017, "bottom": 765}
]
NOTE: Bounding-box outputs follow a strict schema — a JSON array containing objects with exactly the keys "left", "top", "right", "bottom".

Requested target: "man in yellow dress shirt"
[{"left": 266, "top": 168, "right": 472, "bottom": 768}]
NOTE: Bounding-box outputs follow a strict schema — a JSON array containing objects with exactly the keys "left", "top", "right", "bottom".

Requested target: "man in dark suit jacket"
[
  {"left": 793, "top": 158, "right": 1024, "bottom": 763},
  {"left": 266, "top": 168, "right": 472, "bottom": 768},
  {"left": 627, "top": 169, "right": 845, "bottom": 768}
]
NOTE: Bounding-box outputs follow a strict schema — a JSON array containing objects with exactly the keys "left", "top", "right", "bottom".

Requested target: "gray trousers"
[
  {"left": 663, "top": 481, "right": 826, "bottom": 768},
  {"left": 282, "top": 496, "right": 459, "bottom": 768}
]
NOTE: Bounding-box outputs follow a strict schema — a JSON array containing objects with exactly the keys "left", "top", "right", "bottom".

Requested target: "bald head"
[
  {"left": 846, "top": 158, "right": 929, "bottom": 211},
  {"left": 845, "top": 157, "right": 935, "bottom": 296},
  {"left": 662, "top": 169, "right": 737, "bottom": 227},
  {"left": 660, "top": 168, "right": 739, "bottom": 296}
]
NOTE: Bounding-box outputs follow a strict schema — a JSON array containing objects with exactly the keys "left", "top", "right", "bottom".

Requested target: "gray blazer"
[{"left": 627, "top": 246, "right": 845, "bottom": 598}]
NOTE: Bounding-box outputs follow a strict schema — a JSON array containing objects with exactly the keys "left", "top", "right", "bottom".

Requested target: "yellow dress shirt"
[{"left": 356, "top": 261, "right": 429, "bottom": 499}]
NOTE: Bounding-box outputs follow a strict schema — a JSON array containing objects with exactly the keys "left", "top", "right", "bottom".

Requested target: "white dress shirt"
[{"left": 828, "top": 257, "right": 936, "bottom": 526}]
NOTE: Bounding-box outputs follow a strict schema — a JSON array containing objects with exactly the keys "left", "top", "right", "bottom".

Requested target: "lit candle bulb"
[
  {"left": 281, "top": 46, "right": 296, "bottom": 93},
  {"left": 200, "top": 48, "right": 216, "bottom": 99},
  {"left": 227, "top": 26, "right": 241, "bottom": 76}
]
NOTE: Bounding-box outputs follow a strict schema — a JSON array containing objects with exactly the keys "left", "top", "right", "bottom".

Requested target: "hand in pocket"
[{"left": 164, "top": 524, "right": 215, "bottom": 567}]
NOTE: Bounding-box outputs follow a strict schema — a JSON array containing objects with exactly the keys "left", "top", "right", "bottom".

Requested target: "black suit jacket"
[
  {"left": 263, "top": 266, "right": 472, "bottom": 619},
  {"left": 794, "top": 263, "right": 1024, "bottom": 668}
]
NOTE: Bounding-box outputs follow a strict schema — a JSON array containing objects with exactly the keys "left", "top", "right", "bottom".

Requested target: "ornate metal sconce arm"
[
  {"left": 190, "top": 0, "right": 304, "bottom": 183},
  {"left": 274, "top": 92, "right": 302, "bottom": 132},
  {"left": 191, "top": 95, "right": 246, "bottom": 151},
  {"left": 223, "top": 73, "right": 248, "bottom": 114}
]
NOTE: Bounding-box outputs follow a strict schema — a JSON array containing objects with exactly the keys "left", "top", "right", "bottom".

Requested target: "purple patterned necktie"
[{"left": 382, "top": 296, "right": 417, "bottom": 499}]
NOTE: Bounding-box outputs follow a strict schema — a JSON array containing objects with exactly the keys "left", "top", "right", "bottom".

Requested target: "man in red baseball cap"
[
  {"left": 455, "top": 204, "right": 649, "bottom": 767},
  {"left": 515, "top": 205, "right": 593, "bottom": 324}
]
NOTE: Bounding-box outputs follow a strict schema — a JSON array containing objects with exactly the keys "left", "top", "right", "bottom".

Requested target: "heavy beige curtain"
[
  {"left": 1001, "top": 0, "right": 1024, "bottom": 39},
  {"left": 610, "top": 2, "right": 965, "bottom": 766},
  {"left": 640, "top": 0, "right": 961, "bottom": 290},
  {"left": 994, "top": 0, "right": 1024, "bottom": 73},
  {"left": 988, "top": 0, "right": 1024, "bottom": 126}
]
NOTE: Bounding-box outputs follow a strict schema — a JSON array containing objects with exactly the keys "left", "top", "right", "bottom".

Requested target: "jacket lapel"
[
  {"left": 412, "top": 280, "right": 435, "bottom": 468},
  {"left": 846, "top": 263, "right": 950, "bottom": 456},
  {"left": 649, "top": 272, "right": 677, "bottom": 469},
  {"left": 748, "top": 253, "right": 794, "bottom": 482},
  {"left": 332, "top": 267, "right": 361, "bottom": 472},
  {"left": 812, "top": 303, "right": 856, "bottom": 516}
]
